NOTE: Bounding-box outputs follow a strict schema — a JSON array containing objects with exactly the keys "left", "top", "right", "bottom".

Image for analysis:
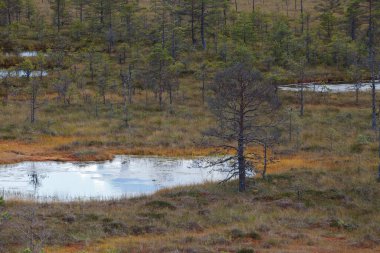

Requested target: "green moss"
[
  {"left": 139, "top": 212, "right": 166, "bottom": 219},
  {"left": 145, "top": 200, "right": 176, "bottom": 210},
  {"left": 237, "top": 249, "right": 255, "bottom": 253}
]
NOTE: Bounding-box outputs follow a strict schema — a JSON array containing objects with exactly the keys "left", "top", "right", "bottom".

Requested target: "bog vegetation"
[{"left": 0, "top": 0, "right": 380, "bottom": 252}]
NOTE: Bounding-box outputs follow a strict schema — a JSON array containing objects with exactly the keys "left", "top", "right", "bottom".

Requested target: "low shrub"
[
  {"left": 237, "top": 248, "right": 255, "bottom": 253},
  {"left": 145, "top": 200, "right": 176, "bottom": 210}
]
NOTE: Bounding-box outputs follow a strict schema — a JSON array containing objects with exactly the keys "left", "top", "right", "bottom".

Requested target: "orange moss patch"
[
  {"left": 0, "top": 137, "right": 374, "bottom": 175},
  {"left": 0, "top": 136, "right": 74, "bottom": 164},
  {"left": 269, "top": 152, "right": 353, "bottom": 172},
  {"left": 45, "top": 228, "right": 380, "bottom": 253},
  {"left": 113, "top": 147, "right": 218, "bottom": 157}
]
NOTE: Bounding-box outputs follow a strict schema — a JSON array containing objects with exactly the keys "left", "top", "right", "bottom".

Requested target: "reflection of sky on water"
[
  {"left": 4, "top": 51, "right": 39, "bottom": 57},
  {"left": 0, "top": 156, "right": 225, "bottom": 200},
  {"left": 280, "top": 82, "right": 380, "bottom": 93},
  {"left": 0, "top": 70, "right": 48, "bottom": 78},
  {"left": 19, "top": 51, "right": 38, "bottom": 57},
  {"left": 1, "top": 51, "right": 48, "bottom": 79}
]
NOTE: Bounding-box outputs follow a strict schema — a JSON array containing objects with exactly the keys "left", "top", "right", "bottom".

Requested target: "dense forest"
[
  {"left": 0, "top": 0, "right": 379, "bottom": 107},
  {"left": 1, "top": 0, "right": 379, "bottom": 77},
  {"left": 0, "top": 0, "right": 380, "bottom": 252},
  {"left": 0, "top": 0, "right": 378, "bottom": 152}
]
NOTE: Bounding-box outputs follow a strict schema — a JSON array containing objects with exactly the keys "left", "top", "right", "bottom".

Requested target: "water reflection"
[
  {"left": 19, "top": 51, "right": 38, "bottom": 57},
  {"left": 0, "top": 70, "right": 48, "bottom": 78},
  {"left": 4, "top": 51, "right": 39, "bottom": 57},
  {"left": 0, "top": 156, "right": 225, "bottom": 200},
  {"left": 280, "top": 82, "right": 380, "bottom": 93}
]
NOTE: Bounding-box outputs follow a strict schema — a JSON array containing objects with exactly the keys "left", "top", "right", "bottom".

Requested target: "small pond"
[
  {"left": 0, "top": 70, "right": 48, "bottom": 78},
  {"left": 1, "top": 51, "right": 48, "bottom": 78},
  {"left": 279, "top": 81, "right": 380, "bottom": 93},
  {"left": 0, "top": 156, "right": 225, "bottom": 201},
  {"left": 4, "top": 51, "right": 39, "bottom": 57},
  {"left": 19, "top": 51, "right": 39, "bottom": 57}
]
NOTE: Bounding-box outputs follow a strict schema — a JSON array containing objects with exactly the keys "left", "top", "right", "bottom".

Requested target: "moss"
[
  {"left": 164, "top": 190, "right": 198, "bottom": 198},
  {"left": 138, "top": 212, "right": 166, "bottom": 219},
  {"left": 304, "top": 189, "right": 346, "bottom": 200},
  {"left": 83, "top": 213, "right": 99, "bottom": 221},
  {"left": 237, "top": 249, "right": 255, "bottom": 253},
  {"left": 350, "top": 143, "right": 364, "bottom": 153},
  {"left": 73, "top": 150, "right": 99, "bottom": 159},
  {"left": 102, "top": 220, "right": 128, "bottom": 235},
  {"left": 265, "top": 174, "right": 294, "bottom": 183},
  {"left": 230, "top": 228, "right": 245, "bottom": 239},
  {"left": 145, "top": 200, "right": 176, "bottom": 210},
  {"left": 329, "top": 218, "right": 358, "bottom": 231},
  {"left": 246, "top": 231, "right": 261, "bottom": 240}
]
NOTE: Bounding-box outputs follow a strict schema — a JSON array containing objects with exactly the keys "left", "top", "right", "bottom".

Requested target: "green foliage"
[
  {"left": 21, "top": 248, "right": 45, "bottom": 253},
  {"left": 246, "top": 231, "right": 261, "bottom": 240},
  {"left": 319, "top": 11, "right": 336, "bottom": 40},
  {"left": 149, "top": 44, "right": 173, "bottom": 66},
  {"left": 228, "top": 44, "right": 255, "bottom": 66},
  {"left": 49, "top": 0, "right": 69, "bottom": 31},
  {"left": 230, "top": 13, "right": 256, "bottom": 44},
  {"left": 230, "top": 228, "right": 245, "bottom": 239},
  {"left": 0, "top": 0, "right": 376, "bottom": 82},
  {"left": 269, "top": 18, "right": 294, "bottom": 65},
  {"left": 237, "top": 249, "right": 255, "bottom": 253},
  {"left": 19, "top": 59, "right": 34, "bottom": 76},
  {"left": 329, "top": 218, "right": 358, "bottom": 231},
  {"left": 145, "top": 200, "right": 177, "bottom": 210},
  {"left": 357, "top": 134, "right": 371, "bottom": 145}
]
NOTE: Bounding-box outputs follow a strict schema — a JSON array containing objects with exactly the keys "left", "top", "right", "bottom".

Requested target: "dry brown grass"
[
  {"left": 137, "top": 0, "right": 327, "bottom": 17},
  {"left": 45, "top": 230, "right": 380, "bottom": 253},
  {"left": 1, "top": 1, "right": 377, "bottom": 252},
  {"left": 1, "top": 165, "right": 378, "bottom": 252},
  {"left": 30, "top": 0, "right": 347, "bottom": 26},
  {"left": 0, "top": 85, "right": 378, "bottom": 176},
  {"left": 32, "top": 0, "right": 53, "bottom": 22}
]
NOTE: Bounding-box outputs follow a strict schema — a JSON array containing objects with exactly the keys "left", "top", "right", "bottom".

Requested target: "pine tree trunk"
[
  {"left": 300, "top": 0, "right": 304, "bottom": 33},
  {"left": 369, "top": 0, "right": 376, "bottom": 130},
  {"left": 80, "top": 2, "right": 83, "bottom": 22},
  {"left": 201, "top": 0, "right": 206, "bottom": 50},
  {"left": 263, "top": 143, "right": 268, "bottom": 179},
  {"left": 238, "top": 87, "right": 246, "bottom": 192},
  {"left": 191, "top": 0, "right": 196, "bottom": 46},
  {"left": 300, "top": 85, "right": 304, "bottom": 117},
  {"left": 57, "top": 0, "right": 61, "bottom": 31},
  {"left": 238, "top": 135, "right": 246, "bottom": 192}
]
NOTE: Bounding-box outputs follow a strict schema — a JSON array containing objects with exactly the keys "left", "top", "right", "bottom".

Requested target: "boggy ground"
[
  {"left": 0, "top": 86, "right": 378, "bottom": 168},
  {"left": 1, "top": 83, "right": 380, "bottom": 252},
  {"left": 0, "top": 166, "right": 379, "bottom": 252}
]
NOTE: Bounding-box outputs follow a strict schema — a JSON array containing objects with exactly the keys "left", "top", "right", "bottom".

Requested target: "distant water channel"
[
  {"left": 0, "top": 156, "right": 225, "bottom": 201},
  {"left": 279, "top": 81, "right": 380, "bottom": 93},
  {"left": 0, "top": 70, "right": 48, "bottom": 78},
  {"left": 4, "top": 51, "right": 39, "bottom": 57},
  {"left": 1, "top": 51, "right": 48, "bottom": 78}
]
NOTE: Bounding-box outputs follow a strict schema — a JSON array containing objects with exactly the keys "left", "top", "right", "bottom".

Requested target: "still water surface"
[
  {"left": 0, "top": 70, "right": 48, "bottom": 78},
  {"left": 0, "top": 156, "right": 225, "bottom": 200},
  {"left": 279, "top": 81, "right": 380, "bottom": 93},
  {"left": 4, "top": 51, "right": 39, "bottom": 57}
]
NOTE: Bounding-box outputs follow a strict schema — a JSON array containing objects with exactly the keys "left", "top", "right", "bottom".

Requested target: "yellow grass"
[{"left": 46, "top": 229, "right": 380, "bottom": 253}]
